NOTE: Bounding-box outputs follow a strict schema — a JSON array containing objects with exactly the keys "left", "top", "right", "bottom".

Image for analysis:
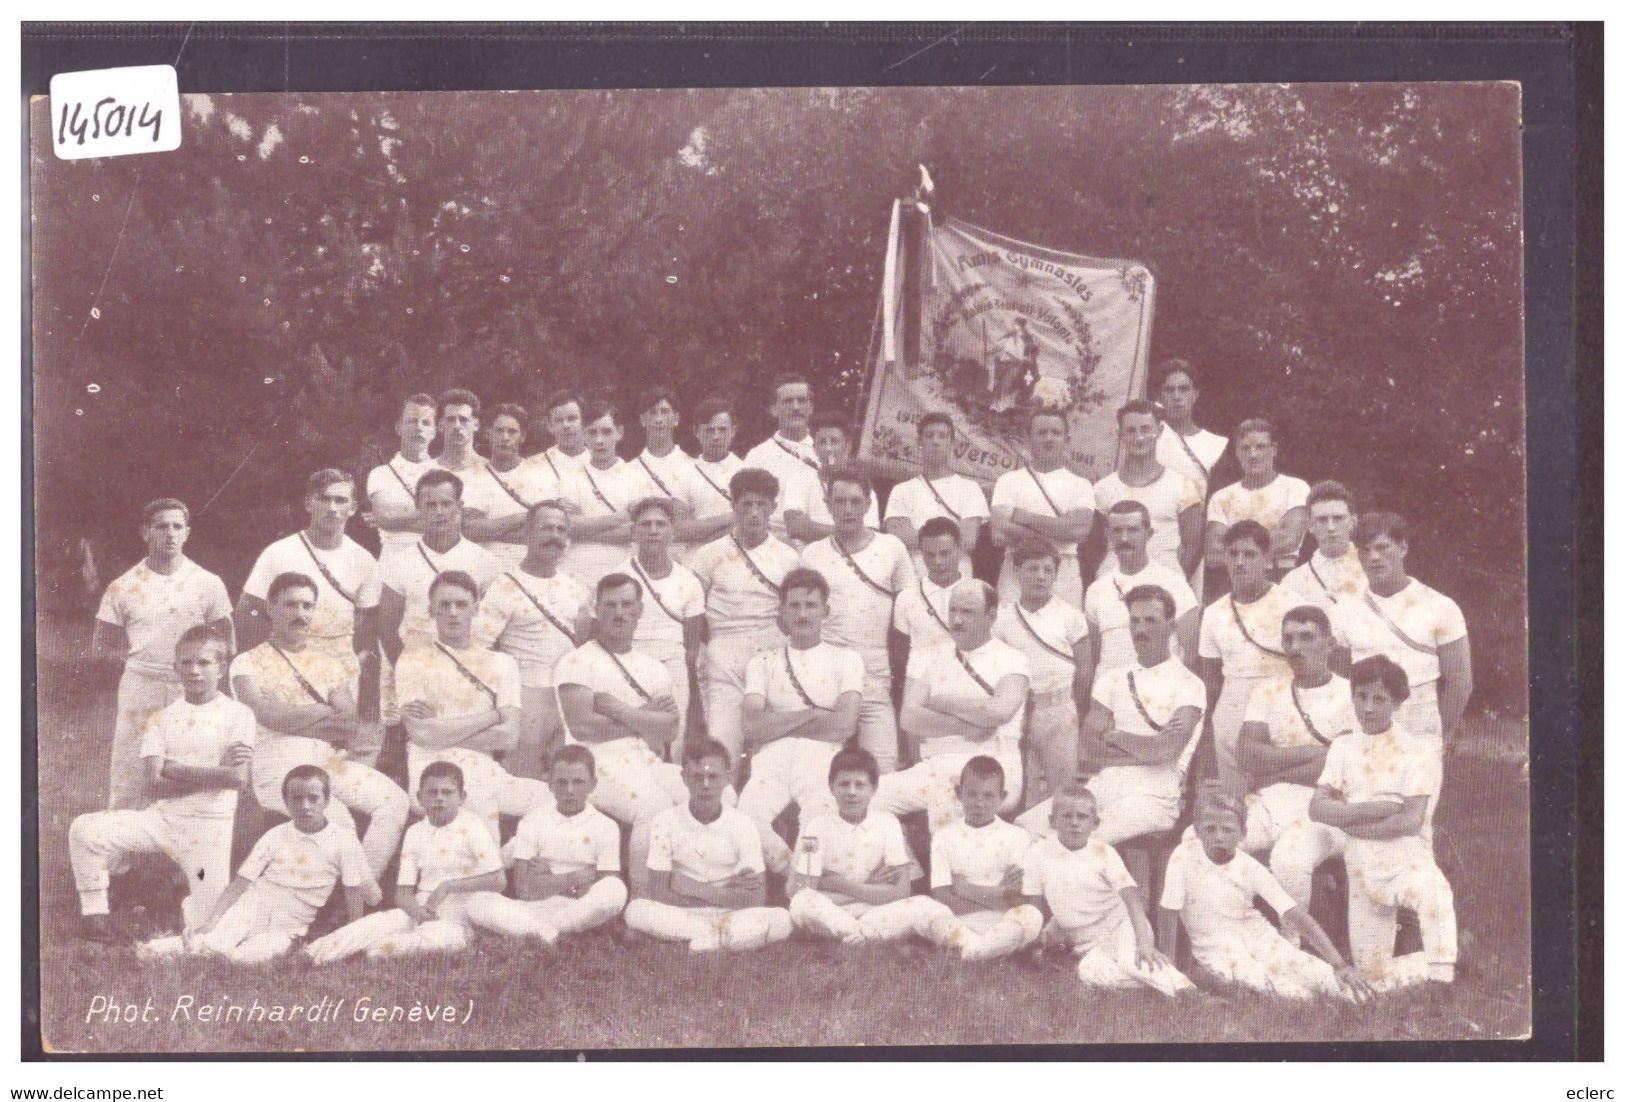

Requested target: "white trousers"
[
  {"left": 108, "top": 672, "right": 183, "bottom": 810},
  {"left": 304, "top": 893, "right": 496, "bottom": 961},
  {"left": 463, "top": 877, "right": 629, "bottom": 942},
  {"left": 737, "top": 738, "right": 840, "bottom": 874},
  {"left": 253, "top": 735, "right": 409, "bottom": 881},
  {"left": 1068, "top": 917, "right": 1195, "bottom": 997},
  {"left": 855, "top": 676, "right": 900, "bottom": 775},
  {"left": 581, "top": 737, "right": 690, "bottom": 896},
  {"left": 623, "top": 898, "right": 792, "bottom": 952},
  {"left": 1397, "top": 681, "right": 1443, "bottom": 742},
  {"left": 1346, "top": 843, "right": 1458, "bottom": 987},
  {"left": 1088, "top": 766, "right": 1182, "bottom": 845},
  {"left": 513, "top": 681, "right": 564, "bottom": 780},
  {"left": 70, "top": 806, "right": 234, "bottom": 927},
  {"left": 873, "top": 751, "right": 1020, "bottom": 832},
  {"left": 920, "top": 903, "right": 1044, "bottom": 961},
  {"left": 788, "top": 889, "right": 946, "bottom": 945},
  {"left": 704, "top": 629, "right": 786, "bottom": 768},
  {"left": 1190, "top": 919, "right": 1347, "bottom": 999},
  {"left": 1023, "top": 696, "right": 1080, "bottom": 811},
  {"left": 192, "top": 882, "right": 312, "bottom": 963},
  {"left": 1212, "top": 675, "right": 1271, "bottom": 795},
  {"left": 406, "top": 746, "right": 553, "bottom": 842}
]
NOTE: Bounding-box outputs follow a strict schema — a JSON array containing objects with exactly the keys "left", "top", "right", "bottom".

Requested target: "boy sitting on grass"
[
  {"left": 1021, "top": 783, "right": 1194, "bottom": 997},
  {"left": 786, "top": 745, "right": 939, "bottom": 945},
  {"left": 623, "top": 738, "right": 793, "bottom": 952},
  {"left": 919, "top": 755, "right": 1044, "bottom": 961},
  {"left": 464, "top": 744, "right": 629, "bottom": 945},
  {"left": 303, "top": 761, "right": 505, "bottom": 961},
  {"left": 144, "top": 764, "right": 380, "bottom": 962},
  {"left": 1158, "top": 794, "right": 1373, "bottom": 1001}
]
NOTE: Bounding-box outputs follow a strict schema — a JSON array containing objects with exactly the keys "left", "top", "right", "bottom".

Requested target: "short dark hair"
[
  {"left": 1122, "top": 584, "right": 1175, "bottom": 620},
  {"left": 419, "top": 760, "right": 466, "bottom": 793},
  {"left": 429, "top": 570, "right": 480, "bottom": 602},
  {"left": 1234, "top": 416, "right": 1276, "bottom": 444},
  {"left": 1223, "top": 519, "right": 1272, "bottom": 553},
  {"left": 1282, "top": 605, "right": 1333, "bottom": 636},
  {"left": 771, "top": 373, "right": 812, "bottom": 398},
  {"left": 809, "top": 410, "right": 851, "bottom": 438},
  {"left": 267, "top": 571, "right": 319, "bottom": 604},
  {"left": 141, "top": 497, "right": 190, "bottom": 526},
  {"left": 638, "top": 387, "right": 679, "bottom": 417},
  {"left": 730, "top": 467, "right": 780, "bottom": 502},
  {"left": 581, "top": 399, "right": 621, "bottom": 429},
  {"left": 826, "top": 471, "right": 873, "bottom": 503},
  {"left": 437, "top": 388, "right": 481, "bottom": 421},
  {"left": 1011, "top": 539, "right": 1060, "bottom": 567},
  {"left": 1353, "top": 511, "right": 1409, "bottom": 549},
  {"left": 917, "top": 516, "right": 961, "bottom": 545},
  {"left": 596, "top": 571, "right": 642, "bottom": 602},
  {"left": 780, "top": 567, "right": 830, "bottom": 605},
  {"left": 529, "top": 498, "right": 572, "bottom": 527},
  {"left": 550, "top": 743, "right": 597, "bottom": 779},
  {"left": 1106, "top": 499, "right": 1152, "bottom": 529},
  {"left": 828, "top": 744, "right": 879, "bottom": 787},
  {"left": 693, "top": 397, "right": 735, "bottom": 425},
  {"left": 629, "top": 497, "right": 676, "bottom": 523},
  {"left": 543, "top": 391, "right": 584, "bottom": 418},
  {"left": 281, "top": 764, "right": 330, "bottom": 802},
  {"left": 414, "top": 468, "right": 463, "bottom": 502},
  {"left": 1028, "top": 406, "right": 1068, "bottom": 433},
  {"left": 175, "top": 624, "right": 229, "bottom": 660},
  {"left": 305, "top": 468, "right": 356, "bottom": 500},
  {"left": 490, "top": 402, "right": 529, "bottom": 429},
  {"left": 1116, "top": 398, "right": 1159, "bottom": 424},
  {"left": 1152, "top": 358, "right": 1199, "bottom": 392},
  {"left": 958, "top": 755, "right": 1005, "bottom": 790},
  {"left": 1349, "top": 655, "right": 1411, "bottom": 704},
  {"left": 916, "top": 411, "right": 955, "bottom": 438},
  {"left": 399, "top": 392, "right": 436, "bottom": 418},
  {"left": 682, "top": 736, "right": 732, "bottom": 770},
  {"left": 1306, "top": 480, "right": 1355, "bottom": 512}
]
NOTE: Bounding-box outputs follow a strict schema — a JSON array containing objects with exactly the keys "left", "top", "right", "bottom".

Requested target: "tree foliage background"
[{"left": 29, "top": 84, "right": 1526, "bottom": 708}]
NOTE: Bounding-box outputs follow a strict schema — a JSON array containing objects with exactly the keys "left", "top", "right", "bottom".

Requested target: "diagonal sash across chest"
[
  {"left": 506, "top": 572, "right": 576, "bottom": 642},
  {"left": 629, "top": 557, "right": 686, "bottom": 625},
  {"left": 581, "top": 464, "right": 620, "bottom": 513},
  {"left": 269, "top": 642, "right": 327, "bottom": 704},
  {"left": 773, "top": 436, "right": 821, "bottom": 473},
  {"left": 1307, "top": 559, "right": 1338, "bottom": 603},
  {"left": 434, "top": 642, "right": 500, "bottom": 707},
  {"left": 1024, "top": 464, "right": 1063, "bottom": 515},
  {"left": 918, "top": 582, "right": 952, "bottom": 637},
  {"left": 386, "top": 459, "right": 418, "bottom": 497},
  {"left": 1289, "top": 681, "right": 1338, "bottom": 747},
  {"left": 1126, "top": 669, "right": 1169, "bottom": 732},
  {"left": 486, "top": 463, "right": 536, "bottom": 510},
  {"left": 1362, "top": 591, "right": 1439, "bottom": 656},
  {"left": 598, "top": 642, "right": 653, "bottom": 702},
  {"left": 783, "top": 647, "right": 831, "bottom": 711},
  {"left": 1012, "top": 602, "right": 1076, "bottom": 665},
  {"left": 1229, "top": 594, "right": 1287, "bottom": 659},
  {"left": 833, "top": 537, "right": 896, "bottom": 599},
  {"left": 920, "top": 476, "right": 963, "bottom": 522},
  {"left": 732, "top": 536, "right": 782, "bottom": 596},
  {"left": 955, "top": 649, "right": 997, "bottom": 696},
  {"left": 297, "top": 533, "right": 359, "bottom": 606},
  {"left": 636, "top": 455, "right": 678, "bottom": 498},
  {"left": 691, "top": 462, "right": 732, "bottom": 504},
  {"left": 1167, "top": 427, "right": 1210, "bottom": 484}
]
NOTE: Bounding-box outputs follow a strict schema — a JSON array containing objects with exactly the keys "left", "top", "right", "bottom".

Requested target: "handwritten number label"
[{"left": 50, "top": 65, "right": 181, "bottom": 161}]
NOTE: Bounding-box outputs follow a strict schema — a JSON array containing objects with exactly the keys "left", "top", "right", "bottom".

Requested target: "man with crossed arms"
[
  {"left": 1081, "top": 500, "right": 1200, "bottom": 694},
  {"left": 883, "top": 412, "right": 988, "bottom": 580},
  {"left": 800, "top": 473, "right": 915, "bottom": 774},
  {"left": 990, "top": 408, "right": 1096, "bottom": 608},
  {"left": 619, "top": 498, "right": 706, "bottom": 753},
  {"left": 874, "top": 579, "right": 1029, "bottom": 831},
  {"left": 674, "top": 398, "right": 745, "bottom": 555},
  {"left": 474, "top": 501, "right": 595, "bottom": 778},
  {"left": 230, "top": 572, "right": 406, "bottom": 886},
  {"left": 395, "top": 570, "right": 552, "bottom": 842}
]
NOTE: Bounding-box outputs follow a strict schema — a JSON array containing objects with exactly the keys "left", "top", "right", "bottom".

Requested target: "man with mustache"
[
  {"left": 230, "top": 572, "right": 405, "bottom": 889},
  {"left": 1081, "top": 500, "right": 1199, "bottom": 694},
  {"left": 432, "top": 388, "right": 486, "bottom": 478},
  {"left": 474, "top": 501, "right": 595, "bottom": 778},
  {"left": 92, "top": 498, "right": 234, "bottom": 811}
]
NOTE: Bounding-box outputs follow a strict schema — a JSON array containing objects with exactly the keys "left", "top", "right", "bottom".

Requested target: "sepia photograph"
[{"left": 28, "top": 61, "right": 1537, "bottom": 1054}]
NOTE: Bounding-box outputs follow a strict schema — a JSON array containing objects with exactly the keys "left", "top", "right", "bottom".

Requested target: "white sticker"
[{"left": 50, "top": 65, "right": 181, "bottom": 161}]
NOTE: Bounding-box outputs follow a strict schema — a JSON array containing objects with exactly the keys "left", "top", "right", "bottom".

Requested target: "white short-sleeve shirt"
[
  {"left": 1093, "top": 469, "right": 1203, "bottom": 577},
  {"left": 620, "top": 556, "right": 705, "bottom": 663},
  {"left": 378, "top": 537, "right": 502, "bottom": 651},
  {"left": 884, "top": 475, "right": 990, "bottom": 531},
  {"left": 930, "top": 817, "right": 1034, "bottom": 890},
  {"left": 366, "top": 455, "right": 439, "bottom": 557},
  {"left": 1094, "top": 655, "right": 1207, "bottom": 770},
  {"left": 1156, "top": 426, "right": 1228, "bottom": 497},
  {"left": 993, "top": 598, "right": 1088, "bottom": 695},
  {"left": 799, "top": 810, "right": 915, "bottom": 883},
  {"left": 990, "top": 465, "right": 1096, "bottom": 561},
  {"left": 689, "top": 534, "right": 800, "bottom": 638},
  {"left": 398, "top": 810, "right": 503, "bottom": 902},
  {"left": 892, "top": 577, "right": 957, "bottom": 652},
  {"left": 678, "top": 453, "right": 746, "bottom": 520},
  {"left": 394, "top": 642, "right": 522, "bottom": 722},
  {"left": 238, "top": 819, "right": 371, "bottom": 926},
  {"left": 783, "top": 471, "right": 880, "bottom": 534},
  {"left": 510, "top": 803, "right": 622, "bottom": 875},
  {"left": 229, "top": 642, "right": 357, "bottom": 729},
  {"left": 558, "top": 459, "right": 646, "bottom": 524},
  {"left": 631, "top": 448, "right": 696, "bottom": 506},
  {"left": 243, "top": 533, "right": 381, "bottom": 646},
  {"left": 1336, "top": 580, "right": 1468, "bottom": 689},
  {"left": 1206, "top": 474, "right": 1311, "bottom": 533},
  {"left": 138, "top": 694, "right": 257, "bottom": 818},
  {"left": 553, "top": 641, "right": 675, "bottom": 743},
  {"left": 906, "top": 637, "right": 1030, "bottom": 759},
  {"left": 1281, "top": 547, "right": 1367, "bottom": 617},
  {"left": 1021, "top": 835, "right": 1135, "bottom": 943},
  {"left": 744, "top": 641, "right": 865, "bottom": 713},
  {"left": 528, "top": 445, "right": 590, "bottom": 485},
  {"left": 1083, "top": 562, "right": 1199, "bottom": 675},
  {"left": 645, "top": 803, "right": 764, "bottom": 883},
  {"left": 95, "top": 559, "right": 233, "bottom": 680},
  {"left": 1242, "top": 673, "right": 1359, "bottom": 751},
  {"left": 460, "top": 462, "right": 561, "bottom": 568},
  {"left": 742, "top": 433, "right": 822, "bottom": 539},
  {"left": 472, "top": 568, "right": 593, "bottom": 687},
  {"left": 800, "top": 533, "right": 914, "bottom": 676},
  {"left": 1198, "top": 585, "right": 1298, "bottom": 682},
  {"left": 1159, "top": 835, "right": 1298, "bottom": 951},
  {"left": 1316, "top": 722, "right": 1442, "bottom": 880}
]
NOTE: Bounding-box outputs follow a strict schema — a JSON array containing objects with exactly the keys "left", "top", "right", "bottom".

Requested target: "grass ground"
[{"left": 32, "top": 618, "right": 1531, "bottom": 1053}]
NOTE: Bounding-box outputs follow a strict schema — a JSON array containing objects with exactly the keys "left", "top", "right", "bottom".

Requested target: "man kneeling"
[
  {"left": 464, "top": 745, "right": 628, "bottom": 944},
  {"left": 304, "top": 762, "right": 505, "bottom": 961},
  {"left": 624, "top": 738, "right": 792, "bottom": 952}
]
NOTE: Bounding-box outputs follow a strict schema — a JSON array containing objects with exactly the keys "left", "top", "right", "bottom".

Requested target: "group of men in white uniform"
[{"left": 65, "top": 361, "right": 1470, "bottom": 998}]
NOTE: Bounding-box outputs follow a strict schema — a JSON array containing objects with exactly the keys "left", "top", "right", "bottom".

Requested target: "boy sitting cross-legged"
[
  {"left": 786, "top": 745, "right": 941, "bottom": 945},
  {"left": 623, "top": 737, "right": 793, "bottom": 952},
  {"left": 919, "top": 755, "right": 1044, "bottom": 961},
  {"left": 464, "top": 744, "right": 629, "bottom": 945}
]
